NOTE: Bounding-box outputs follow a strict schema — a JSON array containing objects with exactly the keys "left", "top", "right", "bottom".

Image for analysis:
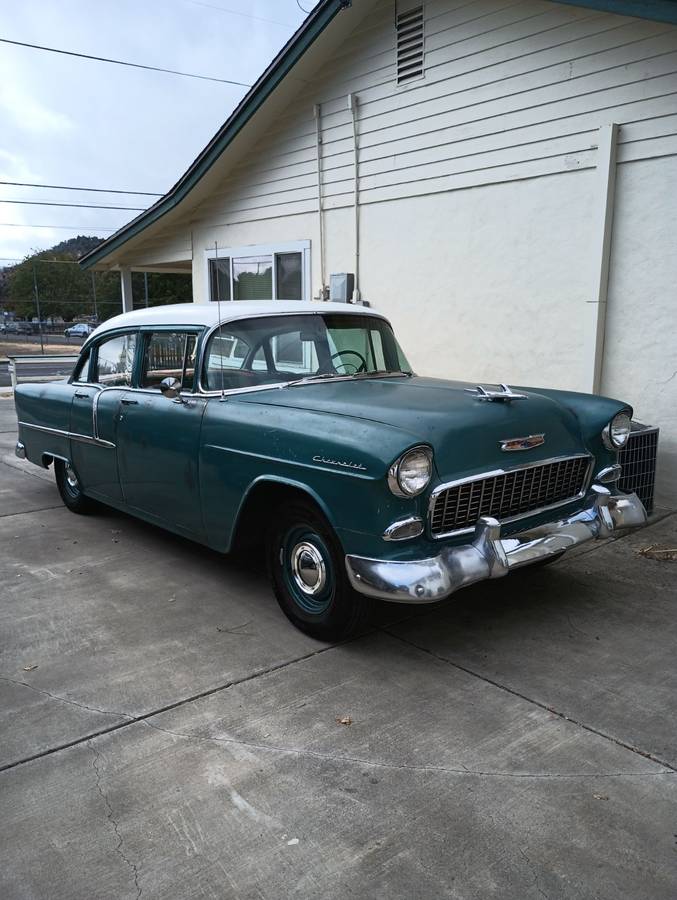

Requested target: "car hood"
[{"left": 240, "top": 375, "right": 591, "bottom": 479}]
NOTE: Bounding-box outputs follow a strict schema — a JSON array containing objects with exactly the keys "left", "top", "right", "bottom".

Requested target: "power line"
[
  {"left": 1, "top": 199, "right": 146, "bottom": 211},
  {"left": 184, "top": 0, "right": 296, "bottom": 28},
  {"left": 0, "top": 181, "right": 162, "bottom": 197},
  {"left": 0, "top": 37, "right": 252, "bottom": 87},
  {"left": 0, "top": 223, "right": 117, "bottom": 230}
]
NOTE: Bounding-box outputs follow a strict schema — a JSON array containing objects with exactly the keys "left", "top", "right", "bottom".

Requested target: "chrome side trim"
[
  {"left": 18, "top": 420, "right": 115, "bottom": 449},
  {"left": 204, "top": 443, "right": 373, "bottom": 479},
  {"left": 347, "top": 487, "right": 647, "bottom": 604},
  {"left": 428, "top": 453, "right": 593, "bottom": 539}
]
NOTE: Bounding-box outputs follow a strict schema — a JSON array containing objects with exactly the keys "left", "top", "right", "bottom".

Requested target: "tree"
[{"left": 2, "top": 236, "right": 192, "bottom": 322}]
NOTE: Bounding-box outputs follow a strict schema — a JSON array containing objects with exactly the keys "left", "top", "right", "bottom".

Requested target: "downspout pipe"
[
  {"left": 314, "top": 103, "right": 327, "bottom": 299},
  {"left": 348, "top": 92, "right": 360, "bottom": 302}
]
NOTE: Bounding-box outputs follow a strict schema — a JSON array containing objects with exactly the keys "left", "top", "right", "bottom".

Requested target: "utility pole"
[
  {"left": 91, "top": 271, "right": 98, "bottom": 321},
  {"left": 32, "top": 263, "right": 44, "bottom": 353}
]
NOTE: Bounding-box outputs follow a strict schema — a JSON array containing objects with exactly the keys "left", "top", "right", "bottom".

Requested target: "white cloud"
[{"left": 0, "top": 0, "right": 305, "bottom": 260}]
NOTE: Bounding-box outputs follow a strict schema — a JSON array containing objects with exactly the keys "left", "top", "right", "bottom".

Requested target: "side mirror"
[{"left": 160, "top": 376, "right": 183, "bottom": 401}]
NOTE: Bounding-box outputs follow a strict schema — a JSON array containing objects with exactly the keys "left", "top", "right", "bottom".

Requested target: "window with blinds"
[
  {"left": 396, "top": 5, "right": 424, "bottom": 85},
  {"left": 207, "top": 243, "right": 307, "bottom": 302}
]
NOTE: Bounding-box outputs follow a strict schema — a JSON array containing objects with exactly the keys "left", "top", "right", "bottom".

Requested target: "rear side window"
[
  {"left": 141, "top": 331, "right": 198, "bottom": 391},
  {"left": 92, "top": 333, "right": 137, "bottom": 387}
]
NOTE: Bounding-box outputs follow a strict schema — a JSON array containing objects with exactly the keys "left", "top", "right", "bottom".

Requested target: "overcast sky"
[{"left": 0, "top": 0, "right": 308, "bottom": 265}]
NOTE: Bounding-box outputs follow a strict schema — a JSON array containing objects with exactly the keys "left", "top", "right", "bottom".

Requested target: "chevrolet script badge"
[{"left": 500, "top": 434, "right": 545, "bottom": 452}]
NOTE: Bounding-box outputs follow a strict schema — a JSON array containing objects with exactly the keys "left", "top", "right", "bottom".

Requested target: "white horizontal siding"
[{"left": 186, "top": 0, "right": 677, "bottom": 231}]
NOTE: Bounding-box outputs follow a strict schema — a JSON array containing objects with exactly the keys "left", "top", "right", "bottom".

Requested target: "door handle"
[
  {"left": 74, "top": 391, "right": 89, "bottom": 399},
  {"left": 120, "top": 398, "right": 139, "bottom": 405}
]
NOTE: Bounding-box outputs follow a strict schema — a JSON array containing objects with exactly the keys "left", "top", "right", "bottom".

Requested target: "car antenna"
[{"left": 214, "top": 240, "right": 226, "bottom": 401}]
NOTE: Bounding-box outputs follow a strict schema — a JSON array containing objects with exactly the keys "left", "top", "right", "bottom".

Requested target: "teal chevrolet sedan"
[{"left": 14, "top": 301, "right": 647, "bottom": 640}]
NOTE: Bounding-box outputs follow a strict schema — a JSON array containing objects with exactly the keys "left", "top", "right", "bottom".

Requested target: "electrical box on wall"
[{"left": 329, "top": 273, "right": 354, "bottom": 303}]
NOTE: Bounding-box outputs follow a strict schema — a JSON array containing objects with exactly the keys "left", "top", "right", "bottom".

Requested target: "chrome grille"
[
  {"left": 618, "top": 422, "right": 659, "bottom": 514},
  {"left": 430, "top": 456, "right": 590, "bottom": 536}
]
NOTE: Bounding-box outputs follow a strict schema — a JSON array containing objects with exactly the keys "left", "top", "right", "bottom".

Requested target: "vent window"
[{"left": 396, "top": 5, "right": 424, "bottom": 84}]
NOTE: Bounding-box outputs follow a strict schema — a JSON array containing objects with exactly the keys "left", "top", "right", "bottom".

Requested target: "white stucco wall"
[
  {"left": 325, "top": 171, "right": 597, "bottom": 392},
  {"left": 603, "top": 155, "right": 677, "bottom": 506}
]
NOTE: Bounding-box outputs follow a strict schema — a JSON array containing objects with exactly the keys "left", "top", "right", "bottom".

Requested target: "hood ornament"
[
  {"left": 500, "top": 434, "right": 545, "bottom": 452},
  {"left": 465, "top": 383, "right": 528, "bottom": 403}
]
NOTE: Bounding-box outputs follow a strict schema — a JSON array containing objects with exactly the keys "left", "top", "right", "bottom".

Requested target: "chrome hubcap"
[
  {"left": 290, "top": 541, "right": 326, "bottom": 596},
  {"left": 65, "top": 463, "right": 78, "bottom": 489}
]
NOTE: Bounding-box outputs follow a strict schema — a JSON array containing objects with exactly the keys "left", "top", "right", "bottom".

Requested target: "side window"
[
  {"left": 92, "top": 333, "right": 137, "bottom": 387},
  {"left": 72, "top": 348, "right": 91, "bottom": 383},
  {"left": 141, "top": 332, "right": 198, "bottom": 391}
]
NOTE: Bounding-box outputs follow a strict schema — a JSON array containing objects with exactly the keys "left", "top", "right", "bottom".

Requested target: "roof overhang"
[{"left": 552, "top": 0, "right": 677, "bottom": 24}]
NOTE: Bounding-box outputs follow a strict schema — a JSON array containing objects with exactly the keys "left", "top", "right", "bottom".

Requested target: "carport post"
[{"left": 120, "top": 266, "right": 134, "bottom": 313}]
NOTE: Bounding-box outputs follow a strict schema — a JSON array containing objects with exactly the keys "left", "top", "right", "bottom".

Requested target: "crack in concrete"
[
  {"left": 137, "top": 718, "right": 674, "bottom": 781},
  {"left": 0, "top": 640, "right": 343, "bottom": 773},
  {"left": 89, "top": 741, "right": 142, "bottom": 900},
  {"left": 0, "top": 504, "right": 63, "bottom": 519},
  {"left": 383, "top": 629, "right": 677, "bottom": 774},
  {"left": 519, "top": 846, "right": 550, "bottom": 900},
  {"left": 0, "top": 456, "right": 54, "bottom": 481},
  {"left": 0, "top": 675, "right": 132, "bottom": 721}
]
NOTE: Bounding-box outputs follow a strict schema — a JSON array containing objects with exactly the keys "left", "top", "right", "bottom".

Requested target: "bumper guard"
[{"left": 345, "top": 486, "right": 647, "bottom": 603}]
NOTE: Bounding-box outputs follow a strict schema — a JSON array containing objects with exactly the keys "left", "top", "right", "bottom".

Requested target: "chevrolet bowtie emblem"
[{"left": 500, "top": 434, "right": 545, "bottom": 451}]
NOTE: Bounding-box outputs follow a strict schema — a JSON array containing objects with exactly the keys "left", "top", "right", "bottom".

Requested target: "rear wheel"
[
  {"left": 267, "top": 500, "right": 372, "bottom": 641},
  {"left": 54, "top": 459, "right": 95, "bottom": 514}
]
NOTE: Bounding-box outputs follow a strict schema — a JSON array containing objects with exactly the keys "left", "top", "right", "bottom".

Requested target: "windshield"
[{"left": 203, "top": 313, "right": 412, "bottom": 392}]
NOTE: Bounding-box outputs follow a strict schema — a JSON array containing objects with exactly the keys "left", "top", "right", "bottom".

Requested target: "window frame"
[
  {"left": 197, "top": 311, "right": 398, "bottom": 396},
  {"left": 204, "top": 240, "right": 311, "bottom": 303},
  {"left": 82, "top": 329, "right": 140, "bottom": 389},
  {"left": 137, "top": 326, "right": 204, "bottom": 393}
]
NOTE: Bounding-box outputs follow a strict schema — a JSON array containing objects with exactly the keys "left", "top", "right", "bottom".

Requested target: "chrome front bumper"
[{"left": 345, "top": 487, "right": 647, "bottom": 604}]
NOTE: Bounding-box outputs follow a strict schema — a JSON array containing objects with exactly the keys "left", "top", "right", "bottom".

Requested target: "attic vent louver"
[{"left": 396, "top": 5, "right": 424, "bottom": 84}]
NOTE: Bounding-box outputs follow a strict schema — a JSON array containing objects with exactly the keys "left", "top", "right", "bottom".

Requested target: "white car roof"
[{"left": 88, "top": 300, "right": 384, "bottom": 341}]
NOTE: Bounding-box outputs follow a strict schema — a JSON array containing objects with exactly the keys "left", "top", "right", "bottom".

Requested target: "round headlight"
[
  {"left": 602, "top": 411, "right": 632, "bottom": 450},
  {"left": 388, "top": 446, "right": 433, "bottom": 498}
]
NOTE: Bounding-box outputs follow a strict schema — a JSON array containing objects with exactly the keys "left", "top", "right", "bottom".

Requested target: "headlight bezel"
[
  {"left": 602, "top": 410, "right": 632, "bottom": 450},
  {"left": 388, "top": 445, "right": 434, "bottom": 498}
]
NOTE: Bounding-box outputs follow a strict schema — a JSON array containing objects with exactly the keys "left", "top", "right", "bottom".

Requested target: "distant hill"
[
  {"left": 46, "top": 235, "right": 105, "bottom": 259},
  {"left": 1, "top": 234, "right": 191, "bottom": 321}
]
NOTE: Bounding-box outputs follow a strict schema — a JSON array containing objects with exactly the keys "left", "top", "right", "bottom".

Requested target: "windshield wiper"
[
  {"left": 284, "top": 373, "right": 344, "bottom": 388},
  {"left": 349, "top": 370, "right": 413, "bottom": 379},
  {"left": 284, "top": 370, "right": 413, "bottom": 388}
]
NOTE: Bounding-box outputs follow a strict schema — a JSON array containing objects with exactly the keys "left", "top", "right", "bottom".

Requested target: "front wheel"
[
  {"left": 267, "top": 501, "right": 372, "bottom": 641},
  {"left": 54, "top": 459, "right": 95, "bottom": 514}
]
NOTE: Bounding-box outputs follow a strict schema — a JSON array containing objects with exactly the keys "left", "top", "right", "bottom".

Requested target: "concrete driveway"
[{"left": 1, "top": 397, "right": 676, "bottom": 899}]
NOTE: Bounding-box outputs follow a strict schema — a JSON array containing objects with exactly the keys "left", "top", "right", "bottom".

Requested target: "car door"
[
  {"left": 69, "top": 331, "right": 137, "bottom": 503},
  {"left": 116, "top": 328, "right": 207, "bottom": 537}
]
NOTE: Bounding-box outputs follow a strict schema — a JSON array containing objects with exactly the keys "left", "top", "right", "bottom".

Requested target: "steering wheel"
[{"left": 330, "top": 349, "right": 368, "bottom": 375}]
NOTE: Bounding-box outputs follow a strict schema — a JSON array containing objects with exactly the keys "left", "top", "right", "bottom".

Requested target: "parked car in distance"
[
  {"left": 14, "top": 301, "right": 648, "bottom": 640},
  {"left": 64, "top": 322, "right": 95, "bottom": 337},
  {"left": 2, "top": 321, "right": 33, "bottom": 335}
]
